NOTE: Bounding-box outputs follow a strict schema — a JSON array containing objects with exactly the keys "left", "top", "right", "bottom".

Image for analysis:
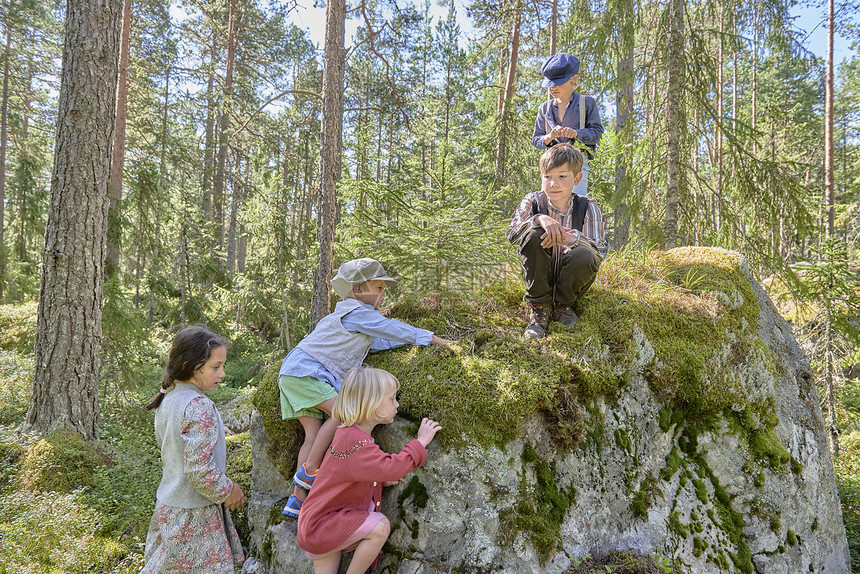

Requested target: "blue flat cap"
[{"left": 541, "top": 53, "right": 580, "bottom": 87}]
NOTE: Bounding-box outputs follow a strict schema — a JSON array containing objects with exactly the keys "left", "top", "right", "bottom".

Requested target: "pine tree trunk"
[
  {"left": 237, "top": 223, "right": 247, "bottom": 273},
  {"left": 550, "top": 0, "right": 558, "bottom": 55},
  {"left": 106, "top": 0, "right": 132, "bottom": 278},
  {"left": 179, "top": 229, "right": 187, "bottom": 328},
  {"left": 202, "top": 35, "right": 216, "bottom": 222},
  {"left": 227, "top": 154, "right": 240, "bottom": 274},
  {"left": 16, "top": 65, "right": 33, "bottom": 261},
  {"left": 824, "top": 0, "right": 835, "bottom": 238},
  {"left": 310, "top": 0, "right": 346, "bottom": 326},
  {"left": 149, "top": 64, "right": 170, "bottom": 323},
  {"left": 495, "top": 0, "right": 522, "bottom": 186},
  {"left": 826, "top": 302, "right": 838, "bottom": 457},
  {"left": 496, "top": 43, "right": 508, "bottom": 117},
  {"left": 663, "top": 0, "right": 684, "bottom": 249},
  {"left": 824, "top": 0, "right": 837, "bottom": 457},
  {"left": 213, "top": 0, "right": 237, "bottom": 259},
  {"left": 26, "top": 0, "right": 122, "bottom": 440},
  {"left": 715, "top": 6, "right": 723, "bottom": 232},
  {"left": 613, "top": 2, "right": 634, "bottom": 250},
  {"left": 751, "top": 5, "right": 758, "bottom": 154},
  {"left": 0, "top": 29, "right": 10, "bottom": 300}
]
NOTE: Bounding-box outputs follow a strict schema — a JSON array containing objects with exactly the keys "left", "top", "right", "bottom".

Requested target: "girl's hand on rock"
[{"left": 417, "top": 418, "right": 442, "bottom": 447}]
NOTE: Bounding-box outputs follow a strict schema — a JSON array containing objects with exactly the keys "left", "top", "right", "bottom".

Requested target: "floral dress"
[{"left": 142, "top": 397, "right": 244, "bottom": 573}]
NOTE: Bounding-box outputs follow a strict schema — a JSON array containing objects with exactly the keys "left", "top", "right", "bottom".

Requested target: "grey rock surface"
[
  {"left": 247, "top": 253, "right": 850, "bottom": 573},
  {"left": 219, "top": 394, "right": 254, "bottom": 435}
]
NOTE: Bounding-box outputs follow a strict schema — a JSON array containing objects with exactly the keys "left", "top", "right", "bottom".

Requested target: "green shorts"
[{"left": 278, "top": 374, "right": 338, "bottom": 420}]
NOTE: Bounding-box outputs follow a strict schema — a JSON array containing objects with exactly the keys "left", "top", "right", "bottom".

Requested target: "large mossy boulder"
[{"left": 248, "top": 247, "right": 849, "bottom": 573}]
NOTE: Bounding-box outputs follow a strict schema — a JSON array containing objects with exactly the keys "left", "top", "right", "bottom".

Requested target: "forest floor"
[{"left": 0, "top": 297, "right": 857, "bottom": 572}]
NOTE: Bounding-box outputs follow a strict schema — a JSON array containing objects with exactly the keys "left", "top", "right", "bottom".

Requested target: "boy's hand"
[
  {"left": 538, "top": 215, "right": 568, "bottom": 248},
  {"left": 383, "top": 479, "right": 404, "bottom": 487},
  {"left": 416, "top": 418, "right": 442, "bottom": 447},
  {"left": 431, "top": 335, "right": 455, "bottom": 345},
  {"left": 550, "top": 125, "right": 577, "bottom": 140}
]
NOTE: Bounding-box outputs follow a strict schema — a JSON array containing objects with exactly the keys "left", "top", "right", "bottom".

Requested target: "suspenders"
[{"left": 541, "top": 94, "right": 592, "bottom": 158}]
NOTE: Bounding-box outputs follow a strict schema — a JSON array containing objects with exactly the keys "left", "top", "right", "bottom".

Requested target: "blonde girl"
[{"left": 296, "top": 366, "right": 441, "bottom": 574}]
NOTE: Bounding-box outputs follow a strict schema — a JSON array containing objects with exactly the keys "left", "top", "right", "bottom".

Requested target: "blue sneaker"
[
  {"left": 282, "top": 494, "right": 304, "bottom": 517},
  {"left": 293, "top": 463, "right": 319, "bottom": 490}
]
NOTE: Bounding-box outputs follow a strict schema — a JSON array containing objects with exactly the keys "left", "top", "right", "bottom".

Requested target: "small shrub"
[
  {"left": 0, "top": 490, "right": 142, "bottom": 573},
  {"left": 0, "top": 350, "right": 32, "bottom": 425}
]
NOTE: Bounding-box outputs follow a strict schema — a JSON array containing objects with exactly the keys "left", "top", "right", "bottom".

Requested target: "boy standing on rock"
[{"left": 506, "top": 144, "right": 607, "bottom": 340}]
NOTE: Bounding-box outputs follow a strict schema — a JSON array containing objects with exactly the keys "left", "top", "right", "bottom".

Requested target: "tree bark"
[
  {"left": 495, "top": 0, "right": 522, "bottom": 186},
  {"left": 106, "top": 0, "right": 132, "bottom": 278},
  {"left": 751, "top": 4, "right": 758, "bottom": 154},
  {"left": 26, "top": 0, "right": 122, "bottom": 440},
  {"left": 309, "top": 0, "right": 347, "bottom": 327},
  {"left": 202, "top": 34, "right": 217, "bottom": 223},
  {"left": 824, "top": 0, "right": 834, "bottom": 238},
  {"left": 550, "top": 0, "right": 558, "bottom": 55},
  {"left": 715, "top": 5, "right": 723, "bottom": 232},
  {"left": 663, "top": 0, "right": 684, "bottom": 249},
  {"left": 0, "top": 29, "right": 11, "bottom": 300},
  {"left": 227, "top": 153, "right": 240, "bottom": 273},
  {"left": 825, "top": 0, "right": 837, "bottom": 457},
  {"left": 213, "top": 0, "right": 237, "bottom": 259},
  {"left": 613, "top": 0, "right": 634, "bottom": 250},
  {"left": 148, "top": 64, "right": 170, "bottom": 323}
]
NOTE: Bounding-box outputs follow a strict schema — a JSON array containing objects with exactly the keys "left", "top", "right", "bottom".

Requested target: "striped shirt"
[{"left": 507, "top": 191, "right": 608, "bottom": 259}]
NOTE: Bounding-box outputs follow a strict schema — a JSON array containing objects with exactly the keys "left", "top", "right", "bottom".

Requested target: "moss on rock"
[
  {"left": 19, "top": 429, "right": 110, "bottom": 493},
  {"left": 501, "top": 447, "right": 576, "bottom": 564},
  {"left": 564, "top": 550, "right": 683, "bottom": 573},
  {"left": 253, "top": 364, "right": 304, "bottom": 480},
  {"left": 252, "top": 247, "right": 797, "bottom": 566},
  {"left": 257, "top": 248, "right": 780, "bottom": 465},
  {"left": 226, "top": 431, "right": 253, "bottom": 543}
]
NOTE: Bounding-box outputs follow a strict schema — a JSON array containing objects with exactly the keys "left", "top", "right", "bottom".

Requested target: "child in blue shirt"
[{"left": 279, "top": 258, "right": 453, "bottom": 517}]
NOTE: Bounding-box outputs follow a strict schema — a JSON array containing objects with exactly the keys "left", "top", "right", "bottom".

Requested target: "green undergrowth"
[
  {"left": 0, "top": 418, "right": 154, "bottom": 573},
  {"left": 0, "top": 301, "right": 37, "bottom": 353},
  {"left": 834, "top": 431, "right": 860, "bottom": 573},
  {"left": 0, "top": 302, "right": 258, "bottom": 573}
]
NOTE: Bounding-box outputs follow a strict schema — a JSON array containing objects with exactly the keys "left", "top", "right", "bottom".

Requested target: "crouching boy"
[
  {"left": 506, "top": 144, "right": 608, "bottom": 340},
  {"left": 278, "top": 258, "right": 454, "bottom": 517}
]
